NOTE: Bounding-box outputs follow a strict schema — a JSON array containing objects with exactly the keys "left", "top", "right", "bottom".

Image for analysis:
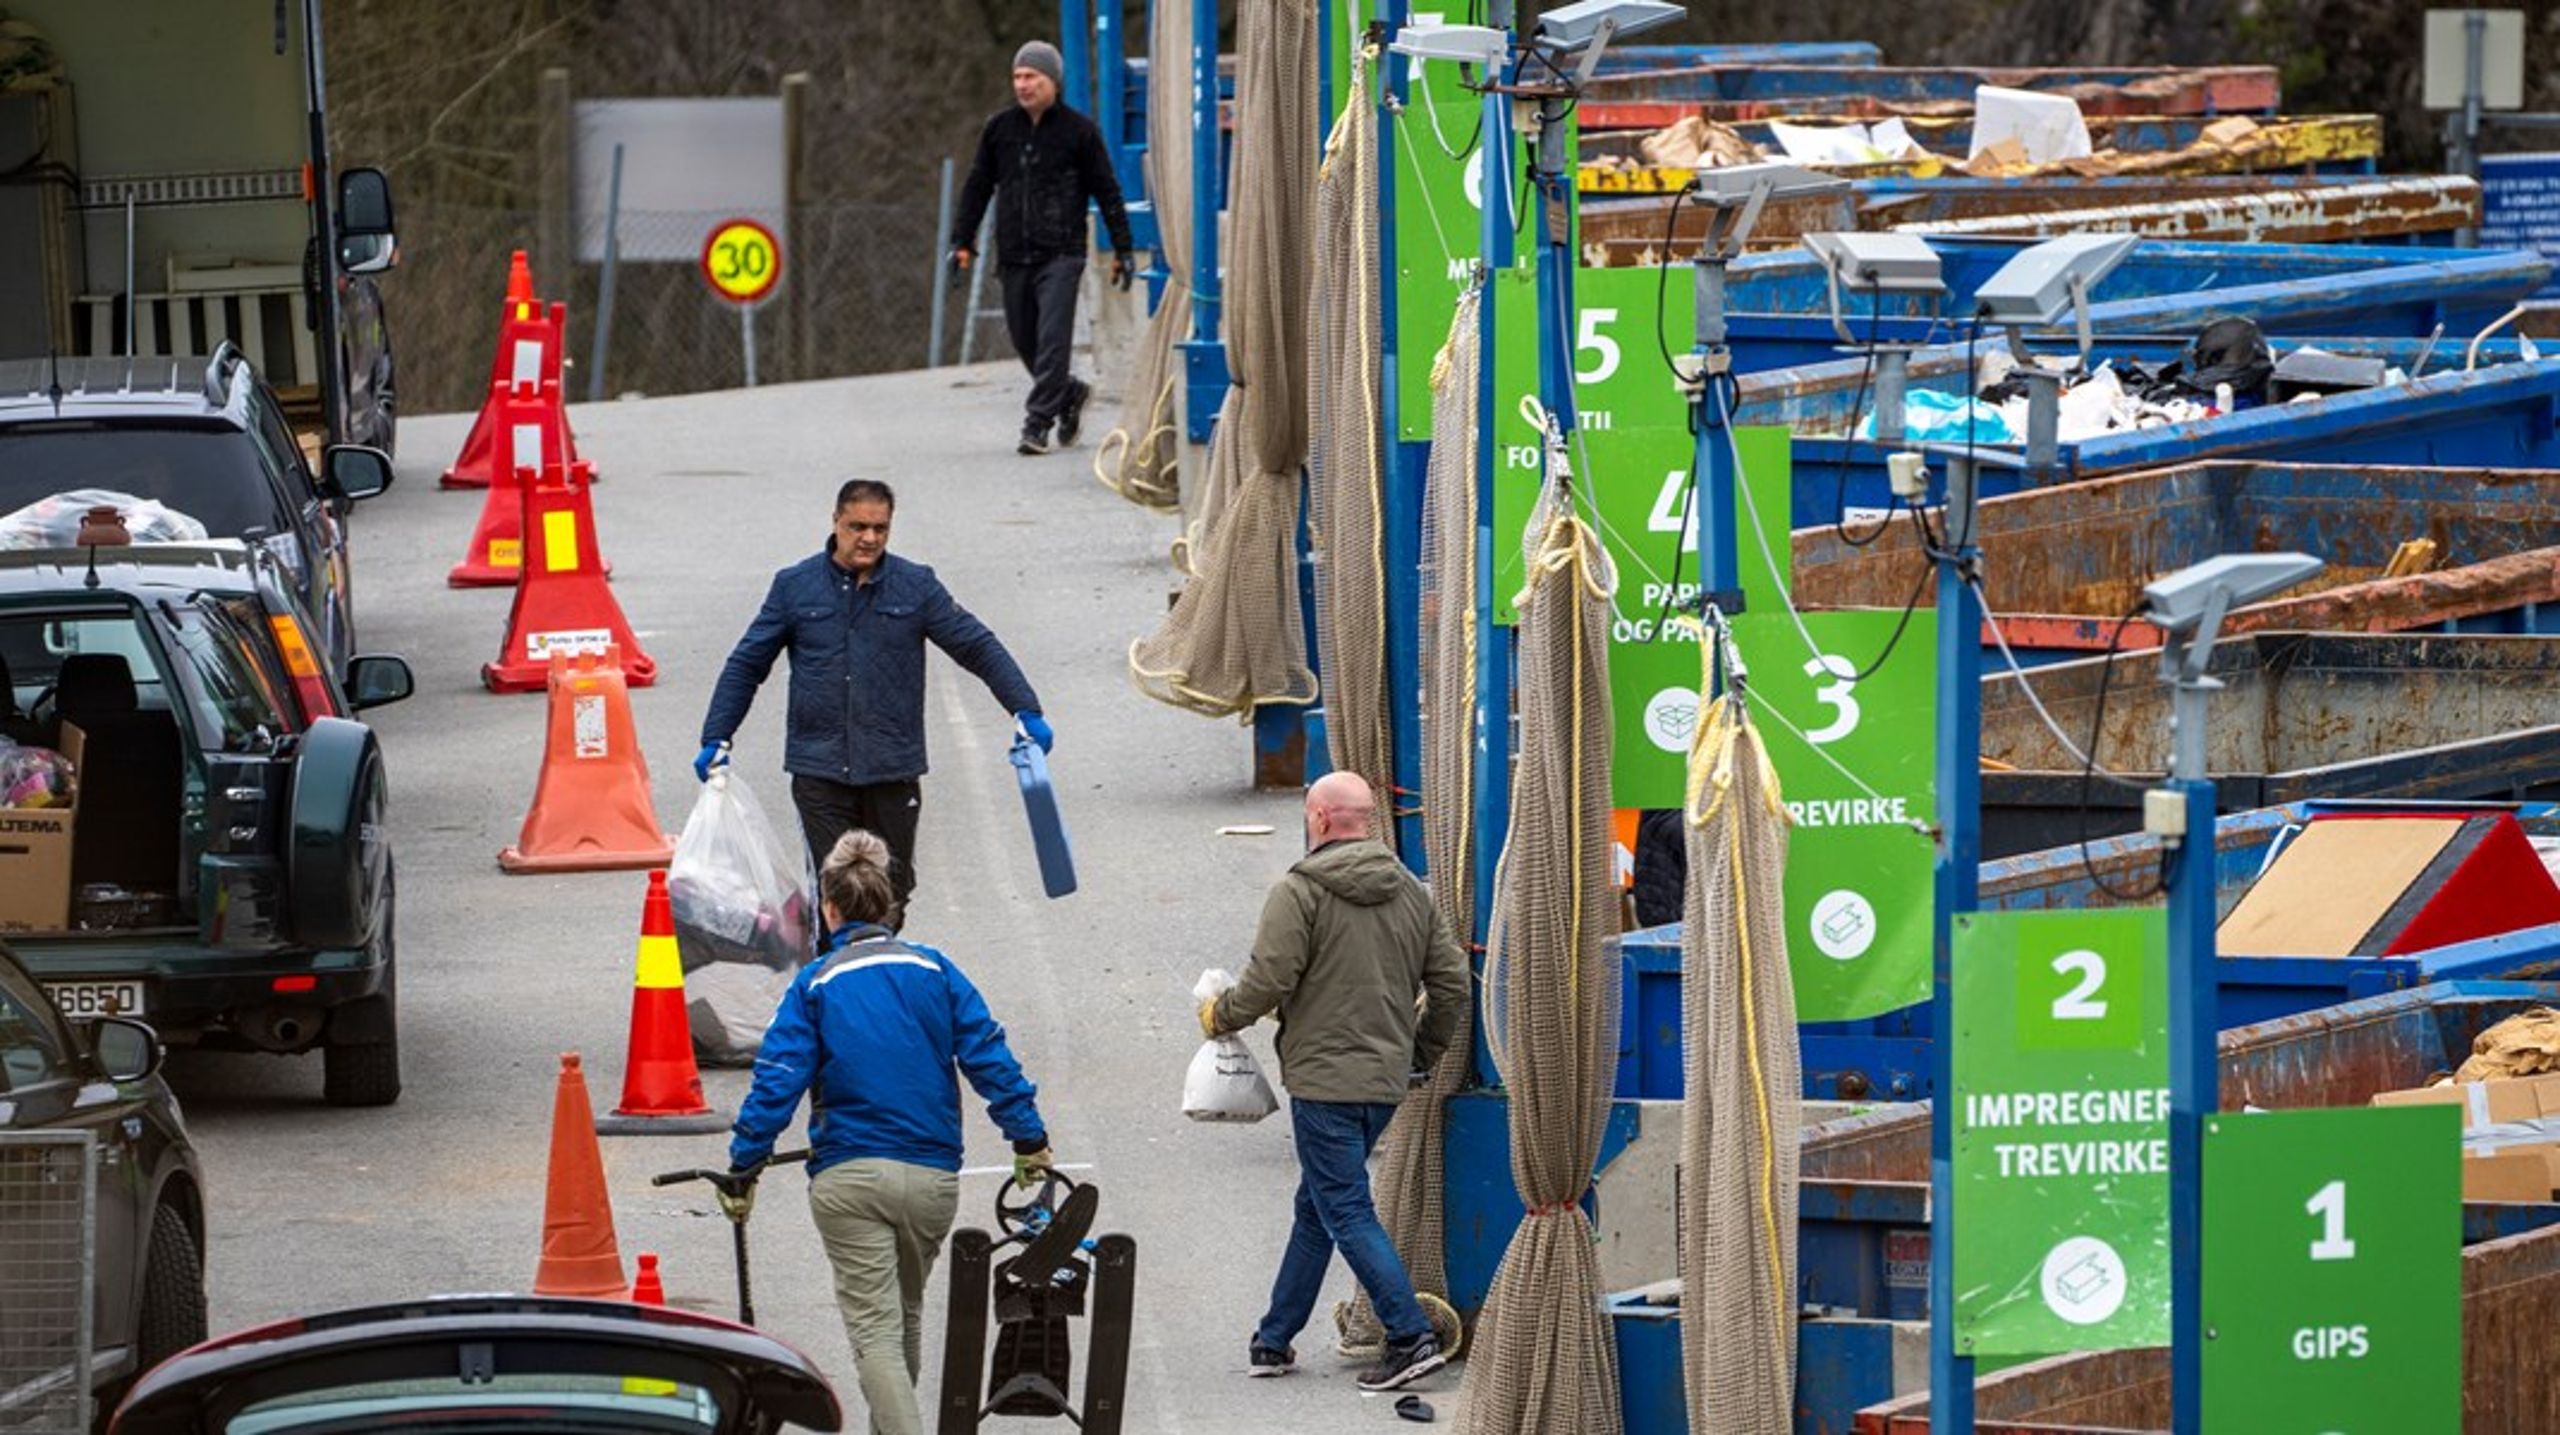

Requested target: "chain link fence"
[
  {"left": 389, "top": 199, "right": 975, "bottom": 416},
  {"left": 0, "top": 1131, "right": 96, "bottom": 1434}
]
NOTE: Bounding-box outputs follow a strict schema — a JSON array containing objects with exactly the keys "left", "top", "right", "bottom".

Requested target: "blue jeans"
[{"left": 1254, "top": 1097, "right": 1430, "bottom": 1350}]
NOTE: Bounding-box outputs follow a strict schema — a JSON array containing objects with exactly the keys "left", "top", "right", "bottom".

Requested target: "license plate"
[{"left": 44, "top": 981, "right": 145, "bottom": 1019}]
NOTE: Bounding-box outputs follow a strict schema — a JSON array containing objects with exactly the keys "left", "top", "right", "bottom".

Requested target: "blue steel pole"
[
  {"left": 1181, "top": 0, "right": 1226, "bottom": 439},
  {"left": 1687, "top": 256, "right": 1742, "bottom": 613},
  {"left": 1928, "top": 455, "right": 1984, "bottom": 1435},
  {"left": 1096, "top": 0, "right": 1125, "bottom": 159},
  {"left": 1060, "top": 0, "right": 1093, "bottom": 132},
  {"left": 1376, "top": 1, "right": 1428, "bottom": 867},
  {"left": 2167, "top": 771, "right": 2218, "bottom": 1431}
]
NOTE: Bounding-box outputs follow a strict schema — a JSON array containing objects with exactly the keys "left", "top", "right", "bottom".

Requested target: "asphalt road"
[{"left": 162, "top": 363, "right": 1471, "bottom": 1430}]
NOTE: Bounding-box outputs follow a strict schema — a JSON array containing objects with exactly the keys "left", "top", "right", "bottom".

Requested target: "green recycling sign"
[
  {"left": 2202, "top": 1105, "right": 2461, "bottom": 1432},
  {"left": 1952, "top": 909, "right": 2172, "bottom": 1355},
  {"left": 1729, "top": 608, "right": 1936, "bottom": 1021},
  {"left": 1388, "top": 58, "right": 1572, "bottom": 442}
]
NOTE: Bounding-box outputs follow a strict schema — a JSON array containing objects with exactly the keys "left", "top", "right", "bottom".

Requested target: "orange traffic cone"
[
  {"left": 631, "top": 1252, "right": 666, "bottom": 1306},
  {"left": 443, "top": 253, "right": 567, "bottom": 490},
  {"left": 533, "top": 1052, "right": 628, "bottom": 1297},
  {"left": 597, "top": 870, "right": 729, "bottom": 1135},
  {"left": 499, "top": 645, "right": 672, "bottom": 874},
  {"left": 483, "top": 457, "right": 655, "bottom": 692},
  {"left": 447, "top": 382, "right": 555, "bottom": 586}
]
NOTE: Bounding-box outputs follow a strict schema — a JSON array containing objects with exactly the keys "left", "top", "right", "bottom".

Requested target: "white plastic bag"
[
  {"left": 669, "top": 770, "right": 811, "bottom": 1064},
  {"left": 0, "top": 489, "right": 210, "bottom": 550},
  {"left": 1184, "top": 968, "right": 1279, "bottom": 1123}
]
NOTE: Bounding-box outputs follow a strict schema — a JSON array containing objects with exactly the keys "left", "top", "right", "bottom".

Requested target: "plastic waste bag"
[
  {"left": 670, "top": 769, "right": 811, "bottom": 1066},
  {"left": 0, "top": 489, "right": 209, "bottom": 550},
  {"left": 1184, "top": 968, "right": 1279, "bottom": 1123},
  {"left": 1856, "top": 388, "right": 2018, "bottom": 444}
]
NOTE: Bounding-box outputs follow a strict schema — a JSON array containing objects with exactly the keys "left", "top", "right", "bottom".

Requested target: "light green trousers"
[{"left": 807, "top": 1158, "right": 961, "bottom": 1435}]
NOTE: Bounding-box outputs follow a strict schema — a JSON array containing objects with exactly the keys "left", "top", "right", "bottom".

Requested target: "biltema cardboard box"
[{"left": 0, "top": 724, "right": 82, "bottom": 932}]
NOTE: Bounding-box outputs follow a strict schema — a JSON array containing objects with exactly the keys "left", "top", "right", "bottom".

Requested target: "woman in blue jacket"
[{"left": 728, "top": 828, "right": 1053, "bottom": 1435}]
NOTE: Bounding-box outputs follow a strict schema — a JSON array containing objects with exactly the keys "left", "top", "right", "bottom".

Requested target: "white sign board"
[
  {"left": 2422, "top": 10, "right": 2525, "bottom": 111},
  {"left": 573, "top": 98, "right": 786, "bottom": 262}
]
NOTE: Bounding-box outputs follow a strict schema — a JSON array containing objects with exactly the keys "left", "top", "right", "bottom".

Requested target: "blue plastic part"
[{"left": 1006, "top": 735, "right": 1077, "bottom": 899}]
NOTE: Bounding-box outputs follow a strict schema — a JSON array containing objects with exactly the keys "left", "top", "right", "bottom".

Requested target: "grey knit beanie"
[{"left": 1014, "top": 41, "right": 1064, "bottom": 90}]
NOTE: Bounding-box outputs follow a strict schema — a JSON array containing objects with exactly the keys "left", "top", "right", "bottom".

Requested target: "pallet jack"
[{"left": 936, "top": 1171, "right": 1135, "bottom": 1434}]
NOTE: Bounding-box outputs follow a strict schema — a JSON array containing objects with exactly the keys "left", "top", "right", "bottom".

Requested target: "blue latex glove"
[
  {"left": 693, "top": 740, "right": 731, "bottom": 782},
  {"left": 1015, "top": 711, "right": 1054, "bottom": 754}
]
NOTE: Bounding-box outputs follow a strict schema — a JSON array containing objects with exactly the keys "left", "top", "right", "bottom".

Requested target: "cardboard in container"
[
  {"left": 0, "top": 724, "right": 82, "bottom": 932},
  {"left": 2463, "top": 1148, "right": 2556, "bottom": 1203},
  {"left": 2371, "top": 1073, "right": 2560, "bottom": 1128}
]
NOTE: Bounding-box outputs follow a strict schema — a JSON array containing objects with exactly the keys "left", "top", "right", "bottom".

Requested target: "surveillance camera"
[{"left": 2141, "top": 552, "right": 2324, "bottom": 636}]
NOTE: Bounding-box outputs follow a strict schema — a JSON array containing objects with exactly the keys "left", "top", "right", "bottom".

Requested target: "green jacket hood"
[{"left": 1294, "top": 838, "right": 1410, "bottom": 906}]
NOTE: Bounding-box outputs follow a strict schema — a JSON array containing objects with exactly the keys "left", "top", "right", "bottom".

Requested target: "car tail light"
[
  {"left": 272, "top": 975, "right": 318, "bottom": 994},
  {"left": 267, "top": 614, "right": 339, "bottom": 721}
]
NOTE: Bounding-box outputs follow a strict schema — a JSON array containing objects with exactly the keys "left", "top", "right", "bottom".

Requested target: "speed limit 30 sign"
[{"left": 701, "top": 218, "right": 782, "bottom": 305}]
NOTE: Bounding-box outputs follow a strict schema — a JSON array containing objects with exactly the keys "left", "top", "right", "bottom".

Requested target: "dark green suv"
[{"left": 0, "top": 541, "right": 410, "bottom": 1106}]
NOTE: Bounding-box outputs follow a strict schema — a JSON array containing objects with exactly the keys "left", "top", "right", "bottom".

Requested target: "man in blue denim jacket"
[{"left": 697, "top": 479, "right": 1050, "bottom": 919}]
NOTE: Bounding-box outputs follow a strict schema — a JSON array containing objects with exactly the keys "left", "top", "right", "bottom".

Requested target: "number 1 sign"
[{"left": 2203, "top": 1105, "right": 2460, "bottom": 1431}]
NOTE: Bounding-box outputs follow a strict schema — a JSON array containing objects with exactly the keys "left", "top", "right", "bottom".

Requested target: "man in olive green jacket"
[{"left": 1201, "top": 772, "right": 1471, "bottom": 1393}]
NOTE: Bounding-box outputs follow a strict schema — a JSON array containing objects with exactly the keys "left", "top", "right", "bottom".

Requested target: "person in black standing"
[
  {"left": 950, "top": 40, "right": 1137, "bottom": 457},
  {"left": 695, "top": 480, "right": 1052, "bottom": 928}
]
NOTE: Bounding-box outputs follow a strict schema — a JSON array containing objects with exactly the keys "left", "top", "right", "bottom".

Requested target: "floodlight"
[
  {"left": 1692, "top": 161, "right": 1850, "bottom": 207},
  {"left": 1973, "top": 233, "right": 2137, "bottom": 327},
  {"left": 2141, "top": 552, "right": 2323, "bottom": 637},
  {"left": 1388, "top": 22, "right": 1510, "bottom": 68},
  {"left": 1532, "top": 0, "right": 1683, "bottom": 53},
  {"left": 1805, "top": 232, "right": 1945, "bottom": 296}
]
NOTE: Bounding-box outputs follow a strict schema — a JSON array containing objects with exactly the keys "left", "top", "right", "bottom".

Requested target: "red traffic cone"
[
  {"left": 483, "top": 457, "right": 655, "bottom": 692},
  {"left": 498, "top": 645, "right": 672, "bottom": 874},
  {"left": 443, "top": 252, "right": 568, "bottom": 490},
  {"left": 631, "top": 1252, "right": 666, "bottom": 1306},
  {"left": 533, "top": 1053, "right": 628, "bottom": 1297},
  {"left": 596, "top": 870, "right": 728, "bottom": 1136}
]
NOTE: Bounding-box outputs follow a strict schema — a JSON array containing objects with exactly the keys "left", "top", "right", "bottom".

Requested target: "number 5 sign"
[{"left": 2203, "top": 1105, "right": 2460, "bottom": 1431}]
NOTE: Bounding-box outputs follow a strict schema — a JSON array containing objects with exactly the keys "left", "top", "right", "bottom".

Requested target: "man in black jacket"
[{"left": 951, "top": 40, "right": 1137, "bottom": 457}]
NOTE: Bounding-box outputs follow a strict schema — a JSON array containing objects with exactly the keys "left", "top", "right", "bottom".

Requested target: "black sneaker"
[
  {"left": 1017, "top": 422, "right": 1052, "bottom": 456},
  {"left": 1247, "top": 1342, "right": 1295, "bottom": 1378},
  {"left": 1056, "top": 378, "right": 1092, "bottom": 447},
  {"left": 1356, "top": 1334, "right": 1445, "bottom": 1393}
]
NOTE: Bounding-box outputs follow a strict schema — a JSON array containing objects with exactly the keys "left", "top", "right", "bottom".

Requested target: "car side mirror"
[
  {"left": 338, "top": 168, "right": 397, "bottom": 275},
  {"left": 92, "top": 1016, "right": 163, "bottom": 1083},
  {"left": 324, "top": 445, "right": 394, "bottom": 501},
  {"left": 347, "top": 654, "right": 414, "bottom": 710}
]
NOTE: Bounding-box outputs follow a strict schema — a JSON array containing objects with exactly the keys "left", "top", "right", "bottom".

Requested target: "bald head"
[{"left": 1305, "top": 772, "right": 1376, "bottom": 848}]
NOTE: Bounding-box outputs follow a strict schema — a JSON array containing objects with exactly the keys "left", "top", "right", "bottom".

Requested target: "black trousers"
[
  {"left": 791, "top": 775, "right": 922, "bottom": 921},
  {"left": 999, "top": 255, "right": 1084, "bottom": 428}
]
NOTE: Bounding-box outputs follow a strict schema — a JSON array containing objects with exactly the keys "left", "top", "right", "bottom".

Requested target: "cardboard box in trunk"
[{"left": 0, "top": 724, "right": 83, "bottom": 932}]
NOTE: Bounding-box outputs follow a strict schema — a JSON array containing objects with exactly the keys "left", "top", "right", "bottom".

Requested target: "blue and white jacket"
[{"left": 730, "top": 923, "right": 1047, "bottom": 1175}]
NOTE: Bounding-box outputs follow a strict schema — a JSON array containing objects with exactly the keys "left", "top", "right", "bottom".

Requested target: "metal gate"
[{"left": 0, "top": 1131, "right": 96, "bottom": 1434}]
